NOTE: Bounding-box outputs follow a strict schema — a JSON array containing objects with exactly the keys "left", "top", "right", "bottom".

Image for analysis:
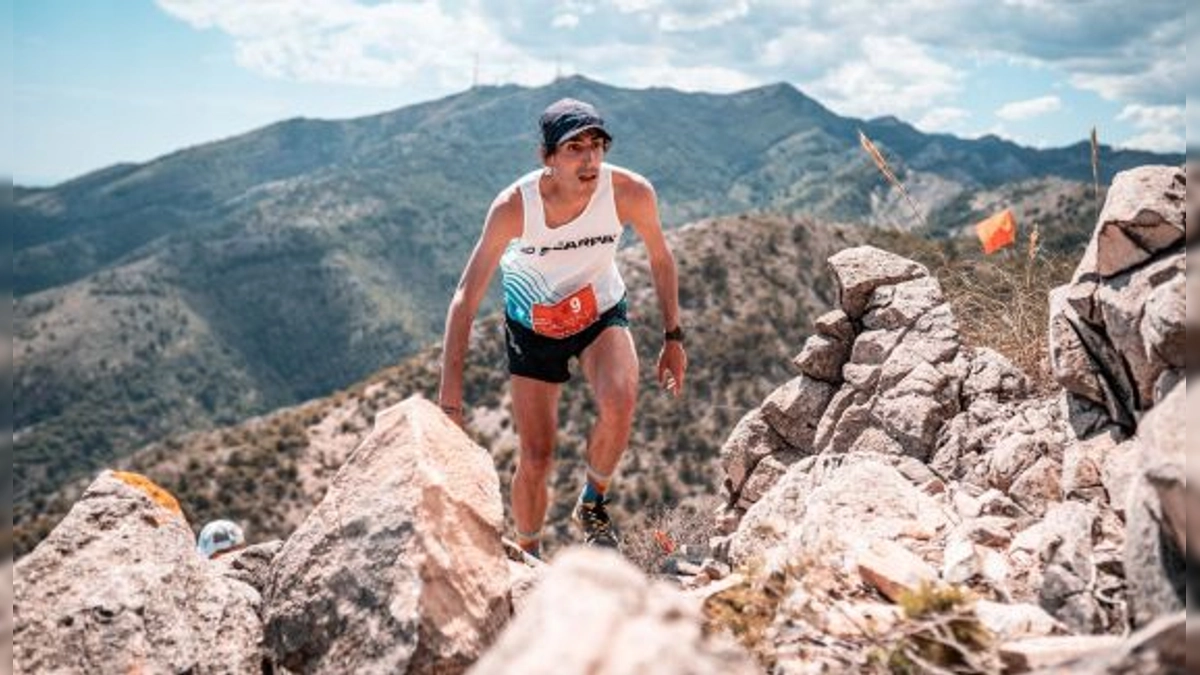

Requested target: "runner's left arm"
[{"left": 620, "top": 174, "right": 687, "bottom": 396}]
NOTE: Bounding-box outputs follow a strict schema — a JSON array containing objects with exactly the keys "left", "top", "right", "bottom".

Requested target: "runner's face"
[{"left": 548, "top": 131, "right": 608, "bottom": 185}]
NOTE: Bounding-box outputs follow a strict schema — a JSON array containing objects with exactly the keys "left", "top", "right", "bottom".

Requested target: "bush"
[{"left": 620, "top": 497, "right": 719, "bottom": 576}]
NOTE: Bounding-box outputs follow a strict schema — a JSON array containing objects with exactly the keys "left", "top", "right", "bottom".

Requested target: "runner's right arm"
[{"left": 438, "top": 187, "right": 523, "bottom": 427}]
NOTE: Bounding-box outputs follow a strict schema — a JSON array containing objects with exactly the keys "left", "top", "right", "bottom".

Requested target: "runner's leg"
[
  {"left": 510, "top": 374, "right": 561, "bottom": 552},
  {"left": 579, "top": 326, "right": 639, "bottom": 485}
]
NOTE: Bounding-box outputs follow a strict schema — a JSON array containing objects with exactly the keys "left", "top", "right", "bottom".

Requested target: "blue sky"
[{"left": 10, "top": 0, "right": 1191, "bottom": 186}]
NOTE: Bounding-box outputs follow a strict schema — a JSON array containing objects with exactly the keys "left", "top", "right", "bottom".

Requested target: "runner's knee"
[
  {"left": 516, "top": 452, "right": 554, "bottom": 481},
  {"left": 596, "top": 376, "right": 637, "bottom": 422}
]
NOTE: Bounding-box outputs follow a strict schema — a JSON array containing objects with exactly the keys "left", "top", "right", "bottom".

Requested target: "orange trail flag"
[{"left": 976, "top": 209, "right": 1017, "bottom": 254}]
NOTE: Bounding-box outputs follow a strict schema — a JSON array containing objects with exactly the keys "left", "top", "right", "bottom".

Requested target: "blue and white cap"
[{"left": 197, "top": 519, "right": 245, "bottom": 559}]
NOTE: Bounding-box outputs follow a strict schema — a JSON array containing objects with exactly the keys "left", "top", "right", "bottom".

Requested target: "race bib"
[{"left": 532, "top": 285, "right": 599, "bottom": 338}]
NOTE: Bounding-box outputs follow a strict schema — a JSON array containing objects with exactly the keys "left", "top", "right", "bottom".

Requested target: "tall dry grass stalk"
[{"left": 858, "top": 128, "right": 927, "bottom": 229}]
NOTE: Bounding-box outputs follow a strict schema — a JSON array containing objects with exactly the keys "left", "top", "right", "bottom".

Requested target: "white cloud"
[
  {"left": 917, "top": 107, "right": 970, "bottom": 132},
  {"left": 657, "top": 0, "right": 749, "bottom": 32},
  {"left": 609, "top": 0, "right": 749, "bottom": 32},
  {"left": 552, "top": 13, "right": 580, "bottom": 29},
  {"left": 1116, "top": 103, "right": 1186, "bottom": 152},
  {"left": 758, "top": 26, "right": 839, "bottom": 70},
  {"left": 155, "top": 0, "right": 533, "bottom": 89},
  {"left": 1121, "top": 129, "right": 1184, "bottom": 153},
  {"left": 624, "top": 63, "right": 760, "bottom": 92},
  {"left": 1068, "top": 55, "right": 1186, "bottom": 105},
  {"left": 809, "top": 35, "right": 963, "bottom": 119},
  {"left": 1118, "top": 103, "right": 1187, "bottom": 128},
  {"left": 996, "top": 95, "right": 1061, "bottom": 121}
]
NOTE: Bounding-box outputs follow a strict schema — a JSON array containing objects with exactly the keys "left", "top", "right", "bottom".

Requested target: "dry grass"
[
  {"left": 859, "top": 128, "right": 927, "bottom": 229},
  {"left": 865, "top": 224, "right": 1076, "bottom": 393},
  {"left": 619, "top": 496, "right": 720, "bottom": 575},
  {"left": 701, "top": 560, "right": 791, "bottom": 669},
  {"left": 934, "top": 236, "right": 1076, "bottom": 393},
  {"left": 868, "top": 583, "right": 999, "bottom": 674}
]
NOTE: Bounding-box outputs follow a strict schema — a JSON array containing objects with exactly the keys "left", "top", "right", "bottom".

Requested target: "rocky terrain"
[{"left": 13, "top": 164, "right": 1192, "bottom": 674}]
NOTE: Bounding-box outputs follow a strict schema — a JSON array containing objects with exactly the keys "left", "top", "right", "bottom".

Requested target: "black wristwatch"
[{"left": 664, "top": 326, "right": 685, "bottom": 343}]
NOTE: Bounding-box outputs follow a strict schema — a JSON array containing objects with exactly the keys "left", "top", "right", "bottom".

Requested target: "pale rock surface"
[
  {"left": 727, "top": 455, "right": 952, "bottom": 566},
  {"left": 826, "top": 245, "right": 928, "bottom": 320},
  {"left": 216, "top": 540, "right": 283, "bottom": 596},
  {"left": 999, "top": 635, "right": 1124, "bottom": 673},
  {"left": 1090, "top": 165, "right": 1185, "bottom": 277},
  {"left": 467, "top": 548, "right": 758, "bottom": 675},
  {"left": 974, "top": 600, "right": 1063, "bottom": 642},
  {"left": 2, "top": 561, "right": 13, "bottom": 675},
  {"left": 855, "top": 538, "right": 938, "bottom": 602},
  {"left": 263, "top": 396, "right": 510, "bottom": 675},
  {"left": 14, "top": 471, "right": 263, "bottom": 675}
]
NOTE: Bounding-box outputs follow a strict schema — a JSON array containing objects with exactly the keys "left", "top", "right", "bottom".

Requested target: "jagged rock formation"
[
  {"left": 710, "top": 164, "right": 1187, "bottom": 672},
  {"left": 1049, "top": 165, "right": 1185, "bottom": 433},
  {"left": 15, "top": 164, "right": 1189, "bottom": 674}
]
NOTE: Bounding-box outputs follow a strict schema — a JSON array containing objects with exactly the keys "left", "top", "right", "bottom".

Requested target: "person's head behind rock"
[{"left": 197, "top": 520, "right": 245, "bottom": 559}]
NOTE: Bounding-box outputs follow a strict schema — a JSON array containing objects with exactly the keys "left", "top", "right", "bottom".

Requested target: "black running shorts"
[{"left": 504, "top": 298, "right": 630, "bottom": 383}]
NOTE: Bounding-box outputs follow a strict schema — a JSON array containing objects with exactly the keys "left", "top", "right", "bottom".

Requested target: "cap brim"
[{"left": 556, "top": 124, "right": 612, "bottom": 146}]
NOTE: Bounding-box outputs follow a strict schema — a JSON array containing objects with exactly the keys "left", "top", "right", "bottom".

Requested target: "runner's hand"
[{"left": 657, "top": 342, "right": 687, "bottom": 397}]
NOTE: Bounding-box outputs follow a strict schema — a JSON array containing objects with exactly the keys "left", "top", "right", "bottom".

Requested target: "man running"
[{"left": 438, "top": 98, "right": 687, "bottom": 558}]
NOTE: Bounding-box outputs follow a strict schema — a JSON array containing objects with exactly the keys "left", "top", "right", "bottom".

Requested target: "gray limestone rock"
[{"left": 14, "top": 471, "right": 264, "bottom": 675}]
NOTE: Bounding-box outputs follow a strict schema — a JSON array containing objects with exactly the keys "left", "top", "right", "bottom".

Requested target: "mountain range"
[{"left": 12, "top": 75, "right": 1181, "bottom": 521}]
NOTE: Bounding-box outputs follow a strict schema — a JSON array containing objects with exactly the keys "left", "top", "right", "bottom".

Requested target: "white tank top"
[{"left": 500, "top": 163, "right": 627, "bottom": 337}]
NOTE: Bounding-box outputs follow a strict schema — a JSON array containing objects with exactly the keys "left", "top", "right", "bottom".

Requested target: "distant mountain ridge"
[{"left": 12, "top": 75, "right": 1179, "bottom": 517}]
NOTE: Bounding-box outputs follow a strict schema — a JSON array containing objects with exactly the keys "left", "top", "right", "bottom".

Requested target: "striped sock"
[
  {"left": 580, "top": 463, "right": 613, "bottom": 504},
  {"left": 516, "top": 528, "right": 542, "bottom": 559}
]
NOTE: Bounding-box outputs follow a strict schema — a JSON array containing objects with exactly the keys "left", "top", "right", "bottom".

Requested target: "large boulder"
[
  {"left": 14, "top": 471, "right": 264, "bottom": 674},
  {"left": 1089, "top": 165, "right": 1185, "bottom": 278},
  {"left": 826, "top": 245, "right": 928, "bottom": 320},
  {"left": 263, "top": 396, "right": 510, "bottom": 675},
  {"left": 814, "top": 273, "right": 964, "bottom": 461},
  {"left": 468, "top": 548, "right": 758, "bottom": 675},
  {"left": 1123, "top": 382, "right": 1187, "bottom": 628},
  {"left": 727, "top": 456, "right": 952, "bottom": 567},
  {"left": 1049, "top": 165, "right": 1186, "bottom": 432},
  {"left": 1093, "top": 254, "right": 1184, "bottom": 410}
]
